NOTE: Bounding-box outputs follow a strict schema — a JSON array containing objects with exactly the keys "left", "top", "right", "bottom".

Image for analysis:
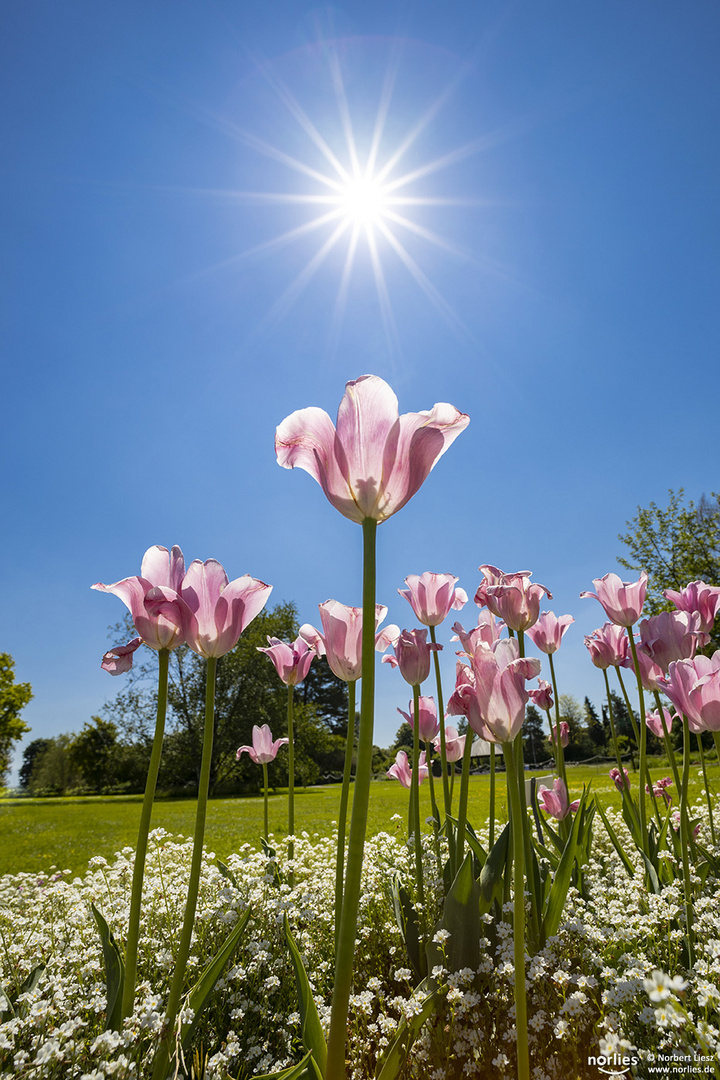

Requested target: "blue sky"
[{"left": 2, "top": 0, "right": 719, "bottom": 783}]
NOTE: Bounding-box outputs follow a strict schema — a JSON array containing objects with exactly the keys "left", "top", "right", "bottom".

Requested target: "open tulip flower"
[
  {"left": 549, "top": 720, "right": 570, "bottom": 748},
  {"left": 621, "top": 644, "right": 666, "bottom": 693},
  {"left": 275, "top": 374, "right": 469, "bottom": 523},
  {"left": 637, "top": 610, "right": 701, "bottom": 672},
  {"left": 434, "top": 725, "right": 466, "bottom": 762},
  {"left": 477, "top": 565, "right": 552, "bottom": 633},
  {"left": 584, "top": 623, "right": 630, "bottom": 669},
  {"left": 101, "top": 637, "right": 142, "bottom": 675},
  {"left": 92, "top": 544, "right": 187, "bottom": 651},
  {"left": 299, "top": 600, "right": 397, "bottom": 683},
  {"left": 529, "top": 678, "right": 554, "bottom": 712},
  {"left": 397, "top": 695, "right": 439, "bottom": 742},
  {"left": 447, "top": 661, "right": 497, "bottom": 742},
  {"left": 610, "top": 766, "right": 630, "bottom": 792},
  {"left": 450, "top": 610, "right": 504, "bottom": 652},
  {"left": 398, "top": 572, "right": 468, "bottom": 626},
  {"left": 537, "top": 777, "right": 570, "bottom": 820},
  {"left": 180, "top": 559, "right": 272, "bottom": 658},
  {"left": 464, "top": 638, "right": 541, "bottom": 743},
  {"left": 258, "top": 635, "right": 316, "bottom": 686},
  {"left": 527, "top": 611, "right": 574, "bottom": 654},
  {"left": 237, "top": 724, "right": 289, "bottom": 765},
  {"left": 664, "top": 580, "right": 720, "bottom": 641},
  {"left": 580, "top": 571, "right": 649, "bottom": 628},
  {"left": 387, "top": 749, "right": 429, "bottom": 788},
  {"left": 662, "top": 653, "right": 720, "bottom": 731},
  {"left": 383, "top": 628, "right": 441, "bottom": 686},
  {"left": 645, "top": 706, "right": 676, "bottom": 738}
]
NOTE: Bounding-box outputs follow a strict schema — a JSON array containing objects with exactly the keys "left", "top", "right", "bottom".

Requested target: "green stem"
[
  {"left": 122, "top": 647, "right": 169, "bottom": 1020},
  {"left": 652, "top": 689, "right": 682, "bottom": 796},
  {"left": 696, "top": 733, "right": 716, "bottom": 845},
  {"left": 615, "top": 666, "right": 641, "bottom": 771},
  {"left": 455, "top": 724, "right": 474, "bottom": 868},
  {"left": 430, "top": 625, "right": 454, "bottom": 868},
  {"left": 152, "top": 655, "right": 217, "bottom": 1080},
  {"left": 326, "top": 519, "right": 377, "bottom": 1080},
  {"left": 411, "top": 684, "right": 427, "bottom": 918},
  {"left": 547, "top": 652, "right": 567, "bottom": 788},
  {"left": 502, "top": 740, "right": 530, "bottom": 1080},
  {"left": 335, "top": 680, "right": 356, "bottom": 956},
  {"left": 423, "top": 738, "right": 443, "bottom": 872},
  {"left": 604, "top": 669, "right": 628, "bottom": 778},
  {"left": 627, "top": 635, "right": 648, "bottom": 847},
  {"left": 489, "top": 743, "right": 496, "bottom": 849},
  {"left": 287, "top": 683, "right": 295, "bottom": 886},
  {"left": 262, "top": 762, "right": 269, "bottom": 840},
  {"left": 680, "top": 716, "right": 695, "bottom": 966}
]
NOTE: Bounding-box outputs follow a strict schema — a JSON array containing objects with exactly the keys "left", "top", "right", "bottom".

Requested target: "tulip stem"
[
  {"left": 680, "top": 715, "right": 695, "bottom": 966},
  {"left": 502, "top": 740, "right": 530, "bottom": 1080},
  {"left": 122, "top": 647, "right": 169, "bottom": 1020},
  {"left": 262, "top": 762, "right": 269, "bottom": 840},
  {"left": 489, "top": 743, "right": 496, "bottom": 850},
  {"left": 411, "top": 684, "right": 427, "bottom": 921},
  {"left": 287, "top": 683, "right": 295, "bottom": 887},
  {"left": 455, "top": 722, "right": 474, "bottom": 869},
  {"left": 604, "top": 670, "right": 628, "bottom": 778},
  {"left": 430, "top": 625, "right": 454, "bottom": 866},
  {"left": 334, "top": 679, "right": 356, "bottom": 956},
  {"left": 326, "top": 519, "right": 377, "bottom": 1080},
  {"left": 152, "top": 655, "right": 217, "bottom": 1080},
  {"left": 695, "top": 733, "right": 716, "bottom": 845},
  {"left": 627, "top": 635, "right": 649, "bottom": 849},
  {"left": 652, "top": 690, "right": 682, "bottom": 798},
  {"left": 547, "top": 652, "right": 567, "bottom": 788}
]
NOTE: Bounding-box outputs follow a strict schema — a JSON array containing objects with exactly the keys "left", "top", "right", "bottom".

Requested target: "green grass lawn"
[{"left": 2, "top": 760, "right": 718, "bottom": 878}]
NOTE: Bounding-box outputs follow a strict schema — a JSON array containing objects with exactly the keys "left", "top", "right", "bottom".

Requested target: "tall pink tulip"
[
  {"left": 180, "top": 560, "right": 272, "bottom": 658},
  {"left": 434, "top": 725, "right": 466, "bottom": 762},
  {"left": 237, "top": 724, "right": 289, "bottom": 765},
  {"left": 527, "top": 612, "right": 574, "bottom": 654},
  {"left": 664, "top": 581, "right": 720, "bottom": 639},
  {"left": 580, "top": 572, "right": 648, "bottom": 628},
  {"left": 387, "top": 749, "right": 428, "bottom": 788},
  {"left": 549, "top": 720, "right": 570, "bottom": 749},
  {"left": 465, "top": 638, "right": 541, "bottom": 743},
  {"left": 529, "top": 678, "right": 554, "bottom": 712},
  {"left": 451, "top": 610, "right": 504, "bottom": 652},
  {"left": 479, "top": 567, "right": 552, "bottom": 633},
  {"left": 621, "top": 645, "right": 665, "bottom": 693},
  {"left": 382, "top": 628, "right": 441, "bottom": 686},
  {"left": 398, "top": 572, "right": 467, "bottom": 626},
  {"left": 646, "top": 707, "right": 676, "bottom": 739},
  {"left": 299, "top": 601, "right": 396, "bottom": 683},
  {"left": 92, "top": 544, "right": 187, "bottom": 651},
  {"left": 397, "top": 695, "right": 439, "bottom": 741},
  {"left": 584, "top": 623, "right": 629, "bottom": 669},
  {"left": 537, "top": 777, "right": 570, "bottom": 821},
  {"left": 275, "top": 374, "right": 469, "bottom": 523},
  {"left": 637, "top": 610, "right": 700, "bottom": 672},
  {"left": 258, "top": 635, "right": 316, "bottom": 686},
  {"left": 447, "top": 661, "right": 497, "bottom": 742},
  {"left": 662, "top": 654, "right": 720, "bottom": 732}
]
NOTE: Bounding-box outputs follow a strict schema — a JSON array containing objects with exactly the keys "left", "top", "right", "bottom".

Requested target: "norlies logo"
[{"left": 588, "top": 1053, "right": 639, "bottom": 1076}]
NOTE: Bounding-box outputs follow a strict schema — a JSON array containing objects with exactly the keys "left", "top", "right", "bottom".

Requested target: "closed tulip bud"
[
  {"left": 382, "top": 628, "right": 441, "bottom": 686},
  {"left": 397, "top": 696, "right": 439, "bottom": 742},
  {"left": 584, "top": 623, "right": 630, "bottom": 669},
  {"left": 580, "top": 572, "right": 648, "bottom": 628},
  {"left": 398, "top": 572, "right": 467, "bottom": 626},
  {"left": 527, "top": 611, "right": 574, "bottom": 654}
]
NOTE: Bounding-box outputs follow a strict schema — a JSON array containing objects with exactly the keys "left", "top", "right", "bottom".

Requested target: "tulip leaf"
[
  {"left": 284, "top": 915, "right": 327, "bottom": 1075},
  {"left": 248, "top": 1049, "right": 323, "bottom": 1080},
  {"left": 596, "top": 800, "right": 636, "bottom": 879},
  {"left": 1, "top": 963, "right": 46, "bottom": 1021},
  {"left": 541, "top": 794, "right": 584, "bottom": 943},
  {"left": 639, "top": 851, "right": 662, "bottom": 895},
  {"left": 427, "top": 854, "right": 481, "bottom": 977},
  {"left": 215, "top": 859, "right": 239, "bottom": 890},
  {"left": 181, "top": 906, "right": 252, "bottom": 1051},
  {"left": 374, "top": 978, "right": 440, "bottom": 1080},
  {"left": 478, "top": 822, "right": 510, "bottom": 908},
  {"left": 91, "top": 904, "right": 125, "bottom": 1032},
  {"left": 390, "top": 876, "right": 424, "bottom": 982}
]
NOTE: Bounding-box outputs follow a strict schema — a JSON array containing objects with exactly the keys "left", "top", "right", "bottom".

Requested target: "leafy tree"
[
  {"left": 69, "top": 717, "right": 120, "bottom": 792},
  {"left": 391, "top": 722, "right": 414, "bottom": 753},
  {"left": 618, "top": 488, "right": 720, "bottom": 646},
  {"left": 602, "top": 690, "right": 638, "bottom": 769},
  {"left": 19, "top": 738, "right": 51, "bottom": 789},
  {"left": 0, "top": 654, "right": 32, "bottom": 783},
  {"left": 523, "top": 705, "right": 547, "bottom": 766},
  {"left": 558, "top": 694, "right": 594, "bottom": 761},
  {"left": 28, "top": 735, "right": 77, "bottom": 795}
]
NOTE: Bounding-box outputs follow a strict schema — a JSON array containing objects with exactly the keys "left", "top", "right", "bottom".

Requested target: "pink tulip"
[
  {"left": 529, "top": 678, "right": 554, "bottom": 712},
  {"left": 387, "top": 749, "right": 428, "bottom": 788},
  {"left": 647, "top": 778, "right": 673, "bottom": 804},
  {"left": 580, "top": 571, "right": 649, "bottom": 627},
  {"left": 451, "top": 610, "right": 504, "bottom": 652},
  {"left": 645, "top": 707, "right": 676, "bottom": 739},
  {"left": 236, "top": 724, "right": 289, "bottom": 765},
  {"left": 569, "top": 799, "right": 581, "bottom": 813},
  {"left": 382, "top": 628, "right": 441, "bottom": 686},
  {"left": 671, "top": 810, "right": 700, "bottom": 838},
  {"left": 397, "top": 696, "right": 439, "bottom": 741},
  {"left": 258, "top": 635, "right": 316, "bottom": 686},
  {"left": 638, "top": 610, "right": 700, "bottom": 674},
  {"left": 275, "top": 374, "right": 469, "bottom": 523},
  {"left": 473, "top": 564, "right": 509, "bottom": 608},
  {"left": 480, "top": 568, "right": 552, "bottom": 633},
  {"left": 549, "top": 720, "right": 569, "bottom": 748},
  {"left": 527, "top": 612, "right": 574, "bottom": 654},
  {"left": 446, "top": 662, "right": 497, "bottom": 742},
  {"left": 101, "top": 637, "right": 143, "bottom": 675},
  {"left": 434, "top": 725, "right": 466, "bottom": 762},
  {"left": 584, "top": 623, "right": 630, "bottom": 669},
  {"left": 92, "top": 544, "right": 187, "bottom": 651},
  {"left": 660, "top": 654, "right": 720, "bottom": 731},
  {"left": 465, "top": 638, "right": 542, "bottom": 743},
  {"left": 398, "top": 572, "right": 467, "bottom": 626},
  {"left": 609, "top": 767, "right": 630, "bottom": 792},
  {"left": 621, "top": 645, "right": 666, "bottom": 693},
  {"left": 299, "top": 601, "right": 396, "bottom": 683},
  {"left": 664, "top": 580, "right": 720, "bottom": 639},
  {"left": 537, "top": 777, "right": 570, "bottom": 821},
  {"left": 180, "top": 559, "right": 272, "bottom": 658}
]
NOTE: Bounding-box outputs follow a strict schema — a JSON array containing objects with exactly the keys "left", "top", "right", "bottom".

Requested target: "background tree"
[
  {"left": 583, "top": 697, "right": 607, "bottom": 755},
  {"left": 69, "top": 717, "right": 120, "bottom": 792},
  {"left": 558, "top": 694, "right": 594, "bottom": 761},
  {"left": 618, "top": 488, "right": 720, "bottom": 648},
  {"left": 602, "top": 690, "right": 638, "bottom": 769},
  {"left": 28, "top": 735, "right": 77, "bottom": 795},
  {"left": 19, "top": 737, "right": 51, "bottom": 789},
  {"left": 0, "top": 653, "right": 33, "bottom": 784},
  {"left": 523, "top": 705, "right": 547, "bottom": 767}
]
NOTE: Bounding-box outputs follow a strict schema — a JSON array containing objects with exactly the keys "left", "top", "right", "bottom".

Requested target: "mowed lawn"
[{"left": 2, "top": 760, "right": 718, "bottom": 878}]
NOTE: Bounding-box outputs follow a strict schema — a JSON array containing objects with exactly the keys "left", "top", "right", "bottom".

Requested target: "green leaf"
[
  {"left": 596, "top": 799, "right": 636, "bottom": 878},
  {"left": 181, "top": 907, "right": 252, "bottom": 1051},
  {"left": 284, "top": 916, "right": 327, "bottom": 1075},
  {"left": 248, "top": 1048, "right": 323, "bottom": 1080},
  {"left": 541, "top": 794, "right": 584, "bottom": 942},
  {"left": 478, "top": 822, "right": 510, "bottom": 908},
  {"left": 215, "top": 859, "right": 239, "bottom": 889},
  {"left": 91, "top": 904, "right": 125, "bottom": 1032},
  {"left": 428, "top": 854, "right": 481, "bottom": 976},
  {"left": 375, "top": 979, "right": 440, "bottom": 1080},
  {"left": 1, "top": 962, "right": 46, "bottom": 1020},
  {"left": 640, "top": 851, "right": 662, "bottom": 895},
  {"left": 390, "top": 876, "right": 424, "bottom": 982}
]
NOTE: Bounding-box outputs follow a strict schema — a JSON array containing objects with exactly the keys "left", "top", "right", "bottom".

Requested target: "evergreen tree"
[
  {"left": 19, "top": 738, "right": 51, "bottom": 789},
  {"left": 583, "top": 697, "right": 607, "bottom": 753},
  {"left": 523, "top": 705, "right": 547, "bottom": 767}
]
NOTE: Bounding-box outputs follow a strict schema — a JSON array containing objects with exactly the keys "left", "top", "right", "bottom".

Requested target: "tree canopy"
[{"left": 0, "top": 653, "right": 32, "bottom": 784}]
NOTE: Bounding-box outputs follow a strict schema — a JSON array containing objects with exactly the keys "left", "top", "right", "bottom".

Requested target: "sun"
[{"left": 335, "top": 171, "right": 391, "bottom": 232}]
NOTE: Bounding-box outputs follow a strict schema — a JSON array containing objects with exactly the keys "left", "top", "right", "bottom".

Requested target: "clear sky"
[{"left": 2, "top": 0, "right": 719, "bottom": 784}]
